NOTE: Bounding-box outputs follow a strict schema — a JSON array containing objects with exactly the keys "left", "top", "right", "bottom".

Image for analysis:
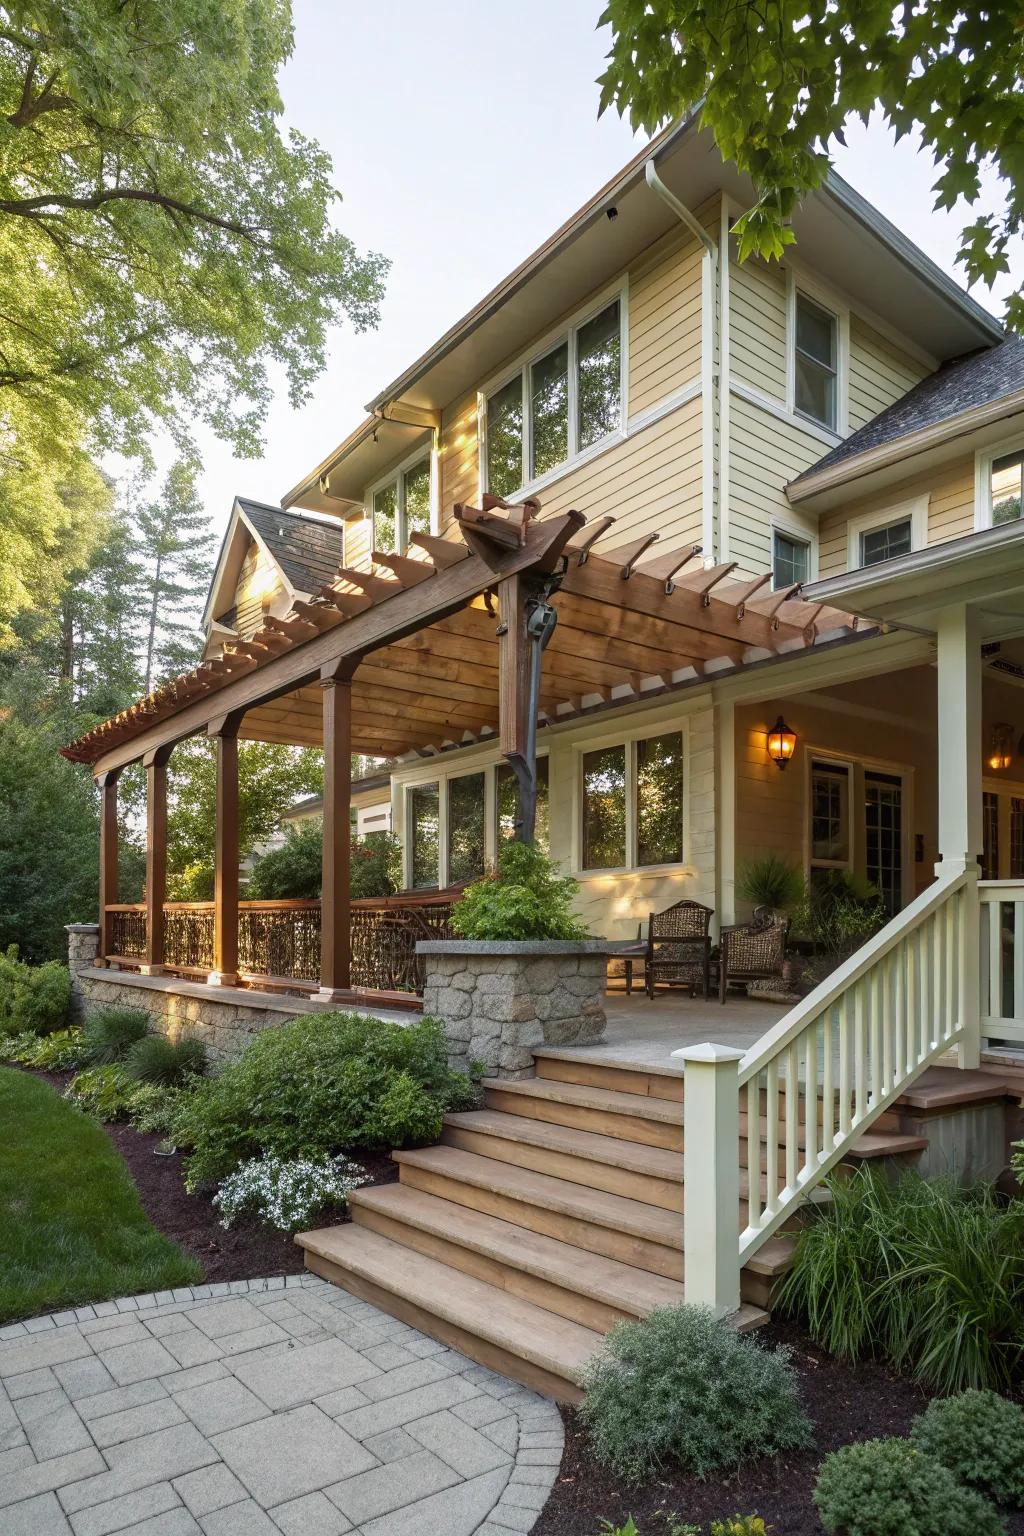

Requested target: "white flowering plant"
[{"left": 212, "top": 1153, "right": 368, "bottom": 1233}]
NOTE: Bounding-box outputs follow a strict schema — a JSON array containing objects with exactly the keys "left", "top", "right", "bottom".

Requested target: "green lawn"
[{"left": 0, "top": 1066, "right": 201, "bottom": 1323}]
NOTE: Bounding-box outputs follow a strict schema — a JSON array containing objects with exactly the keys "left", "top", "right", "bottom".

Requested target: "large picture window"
[
  {"left": 484, "top": 296, "right": 623, "bottom": 497},
  {"left": 447, "top": 772, "right": 486, "bottom": 885},
  {"left": 581, "top": 731, "right": 685, "bottom": 872},
  {"left": 409, "top": 783, "right": 440, "bottom": 889},
  {"left": 371, "top": 455, "right": 432, "bottom": 554}
]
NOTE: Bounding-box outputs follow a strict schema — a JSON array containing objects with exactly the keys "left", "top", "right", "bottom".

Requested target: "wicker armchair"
[
  {"left": 717, "top": 909, "right": 789, "bottom": 1003},
  {"left": 640, "top": 898, "right": 715, "bottom": 1000}
]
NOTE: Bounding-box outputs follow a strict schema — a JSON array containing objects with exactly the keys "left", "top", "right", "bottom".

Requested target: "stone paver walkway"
[{"left": 0, "top": 1274, "right": 563, "bottom": 1536}]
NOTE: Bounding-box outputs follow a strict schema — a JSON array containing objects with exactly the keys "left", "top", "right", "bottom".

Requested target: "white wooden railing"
[
  {"left": 678, "top": 866, "right": 976, "bottom": 1315},
  {"left": 980, "top": 881, "right": 1024, "bottom": 1044}
]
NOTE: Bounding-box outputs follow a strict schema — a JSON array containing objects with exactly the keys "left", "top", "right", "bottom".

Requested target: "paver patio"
[{"left": 0, "top": 1274, "right": 563, "bottom": 1535}]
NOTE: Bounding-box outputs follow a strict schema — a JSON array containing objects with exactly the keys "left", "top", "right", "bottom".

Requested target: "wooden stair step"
[
  {"left": 296, "top": 1223, "right": 601, "bottom": 1401},
  {"left": 845, "top": 1130, "right": 929, "bottom": 1160},
  {"left": 481, "top": 1076, "right": 683, "bottom": 1150},
  {"left": 350, "top": 1182, "right": 683, "bottom": 1331},
  {"left": 394, "top": 1144, "right": 686, "bottom": 1278},
  {"left": 534, "top": 1050, "right": 684, "bottom": 1102},
  {"left": 442, "top": 1108, "right": 683, "bottom": 1210}
]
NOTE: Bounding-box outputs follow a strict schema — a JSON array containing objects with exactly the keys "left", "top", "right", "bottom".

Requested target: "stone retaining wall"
[{"left": 418, "top": 940, "right": 608, "bottom": 1079}]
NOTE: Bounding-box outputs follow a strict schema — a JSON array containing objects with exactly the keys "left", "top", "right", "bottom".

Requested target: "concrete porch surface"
[{"left": 564, "top": 990, "right": 791, "bottom": 1073}]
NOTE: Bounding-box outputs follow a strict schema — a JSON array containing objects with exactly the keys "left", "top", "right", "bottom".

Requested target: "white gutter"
[{"left": 644, "top": 158, "right": 719, "bottom": 562}]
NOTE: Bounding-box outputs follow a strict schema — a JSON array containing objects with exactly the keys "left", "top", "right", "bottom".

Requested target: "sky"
[{"left": 112, "top": 0, "right": 1021, "bottom": 530}]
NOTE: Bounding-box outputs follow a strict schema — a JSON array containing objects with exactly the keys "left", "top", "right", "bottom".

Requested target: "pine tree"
[{"left": 135, "top": 460, "right": 217, "bottom": 691}]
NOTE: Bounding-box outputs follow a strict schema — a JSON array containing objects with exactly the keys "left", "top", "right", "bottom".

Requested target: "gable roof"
[
  {"left": 235, "top": 500, "right": 344, "bottom": 593},
  {"left": 789, "top": 336, "right": 1024, "bottom": 501}
]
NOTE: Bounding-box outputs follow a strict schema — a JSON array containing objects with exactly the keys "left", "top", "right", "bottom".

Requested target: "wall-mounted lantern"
[
  {"left": 767, "top": 715, "right": 798, "bottom": 770},
  {"left": 988, "top": 722, "right": 1014, "bottom": 772}
]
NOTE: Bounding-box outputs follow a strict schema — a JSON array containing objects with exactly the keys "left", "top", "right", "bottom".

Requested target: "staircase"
[{"left": 296, "top": 1048, "right": 924, "bottom": 1402}]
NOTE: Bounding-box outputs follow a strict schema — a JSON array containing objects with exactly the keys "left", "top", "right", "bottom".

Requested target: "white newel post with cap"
[{"left": 673, "top": 1041, "right": 745, "bottom": 1316}]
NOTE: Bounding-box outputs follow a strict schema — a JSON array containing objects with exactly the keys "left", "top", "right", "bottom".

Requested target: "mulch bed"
[
  {"left": 534, "top": 1322, "right": 1024, "bottom": 1536},
  {"left": 30, "top": 1065, "right": 398, "bottom": 1285}
]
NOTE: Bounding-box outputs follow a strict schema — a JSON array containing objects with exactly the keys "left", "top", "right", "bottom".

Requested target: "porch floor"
[{"left": 545, "top": 989, "right": 792, "bottom": 1075}]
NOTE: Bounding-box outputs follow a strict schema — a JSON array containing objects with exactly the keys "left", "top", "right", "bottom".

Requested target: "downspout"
[{"left": 644, "top": 158, "right": 719, "bottom": 563}]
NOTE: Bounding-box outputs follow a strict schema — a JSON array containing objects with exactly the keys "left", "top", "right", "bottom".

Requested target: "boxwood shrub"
[
  {"left": 813, "top": 1438, "right": 1005, "bottom": 1536},
  {"left": 169, "top": 1011, "right": 478, "bottom": 1188},
  {"left": 910, "top": 1390, "right": 1024, "bottom": 1507}
]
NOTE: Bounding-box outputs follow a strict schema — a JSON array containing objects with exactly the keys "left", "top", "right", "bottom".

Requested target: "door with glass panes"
[{"left": 809, "top": 756, "right": 908, "bottom": 915}]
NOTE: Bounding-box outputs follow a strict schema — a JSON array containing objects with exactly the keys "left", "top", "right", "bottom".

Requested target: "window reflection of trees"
[
  {"left": 496, "top": 759, "right": 549, "bottom": 853},
  {"left": 448, "top": 773, "right": 486, "bottom": 884},
  {"left": 582, "top": 745, "right": 627, "bottom": 870},
  {"left": 404, "top": 460, "right": 431, "bottom": 540},
  {"left": 410, "top": 783, "right": 440, "bottom": 889},
  {"left": 373, "top": 482, "right": 397, "bottom": 553},
  {"left": 577, "top": 301, "right": 620, "bottom": 450},
  {"left": 637, "top": 732, "right": 683, "bottom": 866},
  {"left": 486, "top": 376, "right": 524, "bottom": 499},
  {"left": 531, "top": 344, "right": 568, "bottom": 479}
]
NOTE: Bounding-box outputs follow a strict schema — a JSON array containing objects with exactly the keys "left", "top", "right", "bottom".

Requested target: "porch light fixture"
[
  {"left": 767, "top": 715, "right": 797, "bottom": 770},
  {"left": 988, "top": 722, "right": 1014, "bottom": 772}
]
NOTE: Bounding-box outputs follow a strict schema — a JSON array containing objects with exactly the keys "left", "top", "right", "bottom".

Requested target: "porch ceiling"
[{"left": 62, "top": 501, "right": 874, "bottom": 770}]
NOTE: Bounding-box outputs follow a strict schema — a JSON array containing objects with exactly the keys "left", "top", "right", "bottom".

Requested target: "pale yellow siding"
[
  {"left": 818, "top": 455, "right": 975, "bottom": 578},
  {"left": 343, "top": 512, "right": 372, "bottom": 571},
  {"left": 729, "top": 254, "right": 787, "bottom": 400},
  {"left": 848, "top": 316, "right": 928, "bottom": 432},
  {"left": 727, "top": 394, "right": 825, "bottom": 574},
  {"left": 233, "top": 541, "right": 286, "bottom": 639},
  {"left": 627, "top": 224, "right": 703, "bottom": 420}
]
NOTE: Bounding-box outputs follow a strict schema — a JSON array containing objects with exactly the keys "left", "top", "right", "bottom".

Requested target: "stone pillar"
[
  {"left": 418, "top": 941, "right": 608, "bottom": 1079},
  {"left": 66, "top": 923, "right": 100, "bottom": 1023}
]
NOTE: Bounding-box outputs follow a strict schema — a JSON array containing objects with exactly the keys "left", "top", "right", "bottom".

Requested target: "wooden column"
[
  {"left": 96, "top": 769, "right": 121, "bottom": 964},
  {"left": 141, "top": 745, "right": 173, "bottom": 974},
  {"left": 498, "top": 573, "right": 537, "bottom": 844},
  {"left": 209, "top": 713, "right": 243, "bottom": 986},
  {"left": 318, "top": 660, "right": 356, "bottom": 999}
]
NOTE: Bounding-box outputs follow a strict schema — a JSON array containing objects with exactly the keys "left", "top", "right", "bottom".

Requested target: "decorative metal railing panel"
[
  {"left": 350, "top": 892, "right": 457, "bottom": 992},
  {"left": 164, "top": 903, "right": 215, "bottom": 971},
  {"left": 980, "top": 880, "right": 1024, "bottom": 1044},
  {"left": 107, "top": 905, "right": 146, "bottom": 959},
  {"left": 238, "top": 901, "right": 322, "bottom": 983}
]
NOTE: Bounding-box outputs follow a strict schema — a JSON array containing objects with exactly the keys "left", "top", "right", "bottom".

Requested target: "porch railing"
[
  {"left": 103, "top": 890, "right": 458, "bottom": 994},
  {"left": 681, "top": 867, "right": 974, "bottom": 1314},
  {"left": 979, "top": 880, "right": 1024, "bottom": 1044}
]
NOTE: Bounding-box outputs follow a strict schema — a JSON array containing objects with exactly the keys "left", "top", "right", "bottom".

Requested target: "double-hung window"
[
  {"left": 372, "top": 456, "right": 432, "bottom": 554},
  {"left": 772, "top": 529, "right": 811, "bottom": 590},
  {"left": 580, "top": 731, "right": 684, "bottom": 872},
  {"left": 794, "top": 291, "right": 838, "bottom": 430},
  {"left": 860, "top": 517, "right": 912, "bottom": 567},
  {"left": 484, "top": 296, "right": 624, "bottom": 498}
]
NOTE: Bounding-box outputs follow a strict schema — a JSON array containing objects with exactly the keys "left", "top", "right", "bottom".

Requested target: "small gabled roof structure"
[
  {"left": 789, "top": 336, "right": 1024, "bottom": 506},
  {"left": 202, "top": 498, "right": 345, "bottom": 631}
]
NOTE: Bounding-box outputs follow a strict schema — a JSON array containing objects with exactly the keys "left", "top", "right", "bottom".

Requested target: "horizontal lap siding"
[
  {"left": 234, "top": 544, "right": 287, "bottom": 639},
  {"left": 817, "top": 455, "right": 975, "bottom": 578},
  {"left": 848, "top": 317, "right": 928, "bottom": 432},
  {"left": 627, "top": 226, "right": 702, "bottom": 420},
  {"left": 730, "top": 256, "right": 787, "bottom": 401},
  {"left": 728, "top": 394, "right": 828, "bottom": 574}
]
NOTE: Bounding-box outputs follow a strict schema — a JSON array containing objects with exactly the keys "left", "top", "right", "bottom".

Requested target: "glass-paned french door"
[{"left": 864, "top": 772, "right": 903, "bottom": 917}]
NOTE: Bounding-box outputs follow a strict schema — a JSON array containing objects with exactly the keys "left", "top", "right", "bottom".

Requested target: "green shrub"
[
  {"left": 711, "top": 1522, "right": 769, "bottom": 1536},
  {"left": 579, "top": 1304, "right": 810, "bottom": 1484},
  {"left": 0, "top": 947, "right": 71, "bottom": 1036},
  {"left": 124, "top": 1081, "right": 191, "bottom": 1136},
  {"left": 813, "top": 1438, "right": 1004, "bottom": 1536},
  {"left": 451, "top": 841, "right": 587, "bottom": 941},
  {"left": 65, "top": 1065, "right": 137, "bottom": 1121},
  {"left": 170, "top": 1011, "right": 480, "bottom": 1189},
  {"left": 792, "top": 870, "right": 887, "bottom": 963},
  {"left": 83, "top": 1006, "right": 151, "bottom": 1064},
  {"left": 247, "top": 823, "right": 401, "bottom": 900},
  {"left": 778, "top": 1167, "right": 1024, "bottom": 1393},
  {"left": 910, "top": 1390, "right": 1024, "bottom": 1507},
  {"left": 0, "top": 1027, "right": 89, "bottom": 1070},
  {"left": 737, "top": 855, "right": 804, "bottom": 914},
  {"left": 124, "top": 1034, "right": 206, "bottom": 1087}
]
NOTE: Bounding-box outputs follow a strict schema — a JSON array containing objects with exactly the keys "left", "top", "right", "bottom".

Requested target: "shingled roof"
[
  {"left": 790, "top": 335, "right": 1024, "bottom": 492},
  {"left": 236, "top": 499, "right": 344, "bottom": 593}
]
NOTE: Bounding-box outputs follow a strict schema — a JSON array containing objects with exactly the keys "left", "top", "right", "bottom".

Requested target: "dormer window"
[
  {"left": 794, "top": 291, "right": 838, "bottom": 429},
  {"left": 370, "top": 454, "right": 432, "bottom": 554},
  {"left": 482, "top": 292, "right": 625, "bottom": 499}
]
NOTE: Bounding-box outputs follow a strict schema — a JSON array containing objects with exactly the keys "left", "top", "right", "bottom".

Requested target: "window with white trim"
[
  {"left": 772, "top": 529, "right": 810, "bottom": 590},
  {"left": 483, "top": 296, "right": 624, "bottom": 498},
  {"left": 371, "top": 455, "right": 431, "bottom": 554},
  {"left": 860, "top": 516, "right": 912, "bottom": 567},
  {"left": 847, "top": 497, "right": 927, "bottom": 571},
  {"left": 580, "top": 731, "right": 684, "bottom": 872},
  {"left": 794, "top": 291, "right": 838, "bottom": 429},
  {"left": 991, "top": 449, "right": 1024, "bottom": 525}
]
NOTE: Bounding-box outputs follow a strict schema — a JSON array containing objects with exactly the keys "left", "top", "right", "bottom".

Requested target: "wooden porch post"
[
  {"left": 141, "top": 745, "right": 173, "bottom": 974},
  {"left": 96, "top": 768, "right": 121, "bottom": 965},
  {"left": 318, "top": 659, "right": 356, "bottom": 1000},
  {"left": 935, "top": 603, "right": 982, "bottom": 1068},
  {"left": 209, "top": 713, "right": 243, "bottom": 987}
]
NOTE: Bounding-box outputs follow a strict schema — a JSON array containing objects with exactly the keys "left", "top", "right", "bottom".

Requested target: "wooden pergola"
[{"left": 62, "top": 499, "right": 868, "bottom": 1000}]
